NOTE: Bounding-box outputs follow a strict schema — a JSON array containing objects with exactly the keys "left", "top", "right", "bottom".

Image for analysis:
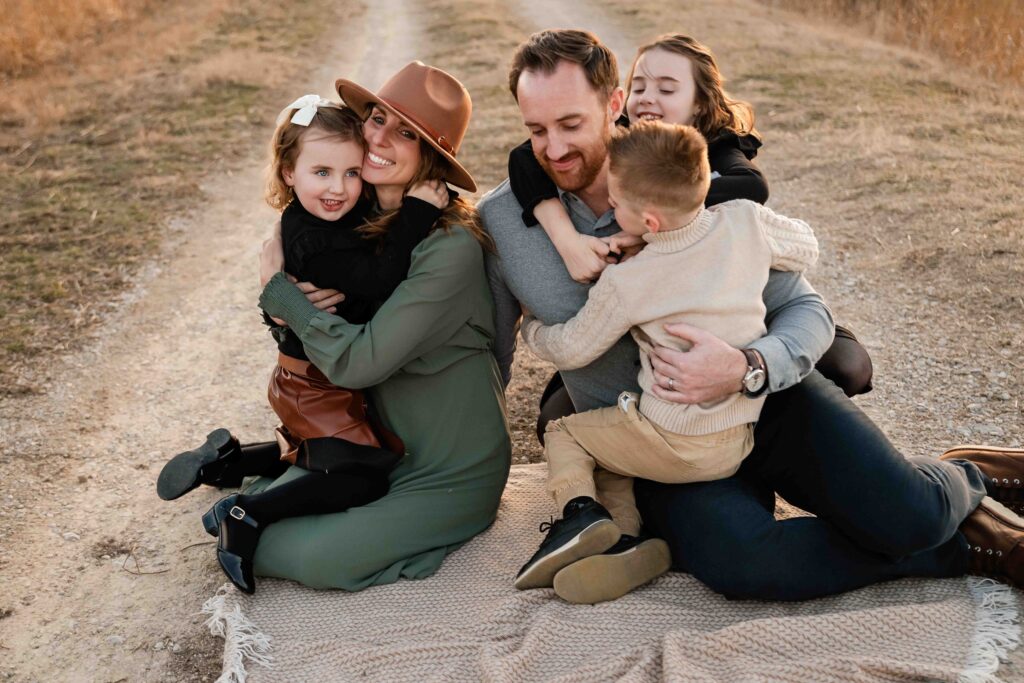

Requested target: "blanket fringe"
[
  {"left": 201, "top": 584, "right": 273, "bottom": 683},
  {"left": 960, "top": 577, "right": 1020, "bottom": 683}
]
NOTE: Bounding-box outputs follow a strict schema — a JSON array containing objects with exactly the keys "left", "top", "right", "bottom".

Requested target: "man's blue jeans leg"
[{"left": 635, "top": 371, "right": 987, "bottom": 601}]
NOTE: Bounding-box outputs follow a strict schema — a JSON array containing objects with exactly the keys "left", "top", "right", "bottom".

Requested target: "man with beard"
[{"left": 477, "top": 28, "right": 1024, "bottom": 602}]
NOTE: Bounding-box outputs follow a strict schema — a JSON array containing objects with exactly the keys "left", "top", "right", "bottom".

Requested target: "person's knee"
[{"left": 816, "top": 338, "right": 874, "bottom": 397}]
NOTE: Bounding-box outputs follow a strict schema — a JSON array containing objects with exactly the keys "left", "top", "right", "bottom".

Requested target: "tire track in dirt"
[{"left": 0, "top": 0, "right": 426, "bottom": 679}]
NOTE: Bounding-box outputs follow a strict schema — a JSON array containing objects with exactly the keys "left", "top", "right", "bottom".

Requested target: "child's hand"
[
  {"left": 602, "top": 231, "right": 645, "bottom": 263},
  {"left": 558, "top": 234, "right": 611, "bottom": 283},
  {"left": 407, "top": 179, "right": 449, "bottom": 209}
]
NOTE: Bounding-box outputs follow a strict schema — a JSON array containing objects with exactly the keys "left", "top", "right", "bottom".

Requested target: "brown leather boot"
[
  {"left": 960, "top": 497, "right": 1024, "bottom": 588},
  {"left": 940, "top": 445, "right": 1024, "bottom": 512}
]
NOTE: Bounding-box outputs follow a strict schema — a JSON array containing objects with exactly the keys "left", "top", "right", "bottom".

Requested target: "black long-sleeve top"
[
  {"left": 508, "top": 116, "right": 769, "bottom": 226},
  {"left": 266, "top": 196, "right": 442, "bottom": 360}
]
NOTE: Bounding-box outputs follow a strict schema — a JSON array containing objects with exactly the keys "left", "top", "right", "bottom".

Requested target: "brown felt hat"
[{"left": 336, "top": 61, "right": 476, "bottom": 192}]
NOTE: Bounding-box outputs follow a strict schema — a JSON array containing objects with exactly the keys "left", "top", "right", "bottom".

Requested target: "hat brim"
[{"left": 336, "top": 78, "right": 477, "bottom": 193}]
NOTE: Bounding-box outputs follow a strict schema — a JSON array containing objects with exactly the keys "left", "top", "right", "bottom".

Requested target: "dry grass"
[
  {"left": 0, "top": 0, "right": 357, "bottom": 395},
  {"left": 760, "top": 0, "right": 1024, "bottom": 85},
  {"left": 0, "top": 0, "right": 156, "bottom": 77}
]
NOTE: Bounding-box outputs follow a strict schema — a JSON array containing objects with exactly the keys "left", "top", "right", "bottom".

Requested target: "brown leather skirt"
[{"left": 267, "top": 353, "right": 401, "bottom": 464}]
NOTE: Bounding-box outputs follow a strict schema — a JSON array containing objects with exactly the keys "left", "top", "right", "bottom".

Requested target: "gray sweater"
[{"left": 478, "top": 179, "right": 835, "bottom": 413}]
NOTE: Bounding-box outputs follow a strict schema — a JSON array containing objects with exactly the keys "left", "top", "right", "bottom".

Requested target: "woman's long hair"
[
  {"left": 626, "top": 34, "right": 757, "bottom": 140},
  {"left": 358, "top": 141, "right": 494, "bottom": 252}
]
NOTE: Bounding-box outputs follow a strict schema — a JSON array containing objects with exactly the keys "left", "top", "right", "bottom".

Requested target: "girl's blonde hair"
[
  {"left": 265, "top": 104, "right": 366, "bottom": 211},
  {"left": 359, "top": 141, "right": 494, "bottom": 252},
  {"left": 626, "top": 34, "right": 757, "bottom": 140}
]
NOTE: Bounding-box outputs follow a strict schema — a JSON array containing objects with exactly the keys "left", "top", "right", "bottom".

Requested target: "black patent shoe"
[
  {"left": 216, "top": 503, "right": 261, "bottom": 594},
  {"left": 201, "top": 494, "right": 239, "bottom": 537},
  {"left": 157, "top": 429, "right": 242, "bottom": 501},
  {"left": 514, "top": 498, "right": 620, "bottom": 590}
]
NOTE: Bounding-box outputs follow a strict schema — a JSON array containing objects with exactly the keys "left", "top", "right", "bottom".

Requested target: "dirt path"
[
  {"left": 1, "top": 0, "right": 1022, "bottom": 680},
  {"left": 0, "top": 0, "right": 427, "bottom": 679}
]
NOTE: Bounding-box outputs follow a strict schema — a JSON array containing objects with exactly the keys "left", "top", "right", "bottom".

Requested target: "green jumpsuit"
[{"left": 254, "top": 226, "right": 512, "bottom": 590}]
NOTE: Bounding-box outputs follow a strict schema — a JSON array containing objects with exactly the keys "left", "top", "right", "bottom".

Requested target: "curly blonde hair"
[
  {"left": 265, "top": 104, "right": 366, "bottom": 211},
  {"left": 626, "top": 34, "right": 756, "bottom": 140}
]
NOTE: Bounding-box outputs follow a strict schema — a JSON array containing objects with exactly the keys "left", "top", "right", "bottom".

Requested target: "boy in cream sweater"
[{"left": 514, "top": 121, "right": 820, "bottom": 604}]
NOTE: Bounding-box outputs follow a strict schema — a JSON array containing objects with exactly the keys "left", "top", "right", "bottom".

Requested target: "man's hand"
[{"left": 649, "top": 322, "right": 748, "bottom": 404}]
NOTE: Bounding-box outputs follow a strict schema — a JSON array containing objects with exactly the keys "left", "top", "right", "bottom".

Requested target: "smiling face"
[
  {"left": 626, "top": 47, "right": 699, "bottom": 127},
  {"left": 359, "top": 105, "right": 423, "bottom": 192},
  {"left": 282, "top": 132, "right": 364, "bottom": 221},
  {"left": 516, "top": 60, "right": 623, "bottom": 194}
]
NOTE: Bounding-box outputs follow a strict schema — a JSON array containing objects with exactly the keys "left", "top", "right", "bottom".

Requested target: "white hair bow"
[{"left": 280, "top": 94, "right": 335, "bottom": 126}]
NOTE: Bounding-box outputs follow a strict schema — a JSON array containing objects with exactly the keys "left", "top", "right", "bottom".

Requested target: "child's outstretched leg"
[
  {"left": 205, "top": 468, "right": 391, "bottom": 593},
  {"left": 157, "top": 431, "right": 289, "bottom": 501}
]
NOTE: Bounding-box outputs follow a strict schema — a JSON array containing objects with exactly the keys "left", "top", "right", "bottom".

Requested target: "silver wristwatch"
[{"left": 740, "top": 348, "right": 768, "bottom": 397}]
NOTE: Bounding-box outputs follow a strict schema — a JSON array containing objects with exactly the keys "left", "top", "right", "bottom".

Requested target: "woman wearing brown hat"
[{"left": 166, "top": 62, "right": 511, "bottom": 591}]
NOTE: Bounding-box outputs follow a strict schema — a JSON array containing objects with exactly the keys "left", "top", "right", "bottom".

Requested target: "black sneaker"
[
  {"left": 552, "top": 534, "right": 672, "bottom": 604},
  {"left": 514, "top": 498, "right": 621, "bottom": 590}
]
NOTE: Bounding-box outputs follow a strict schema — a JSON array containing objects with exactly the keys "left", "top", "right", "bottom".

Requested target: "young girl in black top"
[
  {"left": 510, "top": 34, "right": 873, "bottom": 440},
  {"left": 158, "top": 96, "right": 447, "bottom": 593}
]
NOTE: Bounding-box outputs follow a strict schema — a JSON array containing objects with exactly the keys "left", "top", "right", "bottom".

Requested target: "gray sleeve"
[
  {"left": 747, "top": 269, "right": 835, "bottom": 393},
  {"left": 484, "top": 250, "right": 521, "bottom": 388}
]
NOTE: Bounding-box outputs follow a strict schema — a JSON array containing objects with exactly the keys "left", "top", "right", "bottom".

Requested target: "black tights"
[{"left": 223, "top": 439, "right": 397, "bottom": 523}]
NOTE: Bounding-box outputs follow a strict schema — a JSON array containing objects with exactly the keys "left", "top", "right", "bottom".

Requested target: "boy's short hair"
[
  {"left": 608, "top": 121, "right": 710, "bottom": 215},
  {"left": 508, "top": 29, "right": 618, "bottom": 101}
]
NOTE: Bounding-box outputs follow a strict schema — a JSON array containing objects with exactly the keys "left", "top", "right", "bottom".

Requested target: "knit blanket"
[{"left": 203, "top": 465, "right": 1020, "bottom": 682}]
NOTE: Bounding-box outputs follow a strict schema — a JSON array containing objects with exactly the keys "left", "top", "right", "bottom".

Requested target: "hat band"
[{"left": 379, "top": 96, "right": 457, "bottom": 155}]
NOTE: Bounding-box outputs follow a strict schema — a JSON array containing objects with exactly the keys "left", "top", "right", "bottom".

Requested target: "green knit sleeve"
[{"left": 265, "top": 228, "right": 484, "bottom": 389}]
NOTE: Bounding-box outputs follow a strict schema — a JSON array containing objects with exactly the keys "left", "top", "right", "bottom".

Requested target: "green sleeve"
[{"left": 259, "top": 228, "right": 484, "bottom": 389}]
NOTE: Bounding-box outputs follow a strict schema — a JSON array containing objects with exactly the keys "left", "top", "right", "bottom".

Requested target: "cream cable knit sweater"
[{"left": 521, "top": 199, "right": 819, "bottom": 435}]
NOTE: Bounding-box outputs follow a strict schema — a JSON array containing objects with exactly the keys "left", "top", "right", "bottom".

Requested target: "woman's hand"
[
  {"left": 294, "top": 280, "right": 346, "bottom": 313},
  {"left": 602, "top": 231, "right": 645, "bottom": 263},
  {"left": 406, "top": 179, "right": 449, "bottom": 209},
  {"left": 259, "top": 221, "right": 285, "bottom": 287}
]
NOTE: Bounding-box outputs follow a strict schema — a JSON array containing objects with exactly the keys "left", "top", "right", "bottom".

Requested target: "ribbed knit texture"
[
  {"left": 203, "top": 464, "right": 1018, "bottom": 683},
  {"left": 259, "top": 271, "right": 320, "bottom": 337},
  {"left": 522, "top": 199, "right": 818, "bottom": 435}
]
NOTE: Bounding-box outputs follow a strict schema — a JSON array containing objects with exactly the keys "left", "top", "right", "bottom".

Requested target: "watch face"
[{"left": 744, "top": 368, "right": 766, "bottom": 392}]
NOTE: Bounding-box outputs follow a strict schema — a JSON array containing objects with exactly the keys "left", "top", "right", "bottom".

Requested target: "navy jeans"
[{"left": 635, "top": 371, "right": 987, "bottom": 601}]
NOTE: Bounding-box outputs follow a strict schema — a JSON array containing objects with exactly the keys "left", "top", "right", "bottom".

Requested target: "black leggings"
[
  {"left": 222, "top": 439, "right": 398, "bottom": 523},
  {"left": 535, "top": 324, "right": 874, "bottom": 444}
]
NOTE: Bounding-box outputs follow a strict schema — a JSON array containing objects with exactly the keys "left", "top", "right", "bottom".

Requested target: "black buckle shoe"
[
  {"left": 157, "top": 429, "right": 241, "bottom": 501},
  {"left": 514, "top": 499, "right": 620, "bottom": 590},
  {"left": 216, "top": 503, "right": 261, "bottom": 594},
  {"left": 553, "top": 534, "right": 672, "bottom": 604},
  {"left": 201, "top": 494, "right": 239, "bottom": 538}
]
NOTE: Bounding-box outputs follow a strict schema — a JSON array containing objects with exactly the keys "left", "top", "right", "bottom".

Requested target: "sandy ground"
[{"left": 1, "top": 0, "right": 1022, "bottom": 680}]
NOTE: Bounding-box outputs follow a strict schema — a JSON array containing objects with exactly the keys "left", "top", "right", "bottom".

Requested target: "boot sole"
[
  {"left": 156, "top": 428, "right": 234, "bottom": 501},
  {"left": 553, "top": 538, "right": 671, "bottom": 605},
  {"left": 514, "top": 519, "right": 620, "bottom": 590}
]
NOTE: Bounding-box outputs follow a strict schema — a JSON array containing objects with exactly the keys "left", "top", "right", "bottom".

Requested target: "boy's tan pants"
[{"left": 545, "top": 392, "right": 754, "bottom": 536}]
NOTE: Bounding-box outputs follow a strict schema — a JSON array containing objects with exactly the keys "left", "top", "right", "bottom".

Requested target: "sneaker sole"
[
  {"left": 514, "top": 519, "right": 620, "bottom": 590},
  {"left": 553, "top": 538, "right": 672, "bottom": 605},
  {"left": 156, "top": 428, "right": 234, "bottom": 501}
]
